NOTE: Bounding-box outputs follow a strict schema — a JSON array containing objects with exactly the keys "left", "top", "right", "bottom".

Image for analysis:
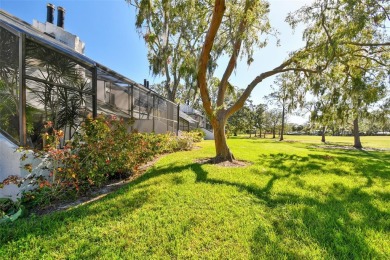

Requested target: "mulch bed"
[
  {"left": 29, "top": 155, "right": 166, "bottom": 216},
  {"left": 196, "top": 158, "right": 251, "bottom": 167}
]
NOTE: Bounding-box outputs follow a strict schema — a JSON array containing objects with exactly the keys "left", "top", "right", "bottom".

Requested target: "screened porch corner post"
[
  {"left": 126, "top": 84, "right": 132, "bottom": 119},
  {"left": 18, "top": 33, "right": 26, "bottom": 146},
  {"left": 92, "top": 66, "right": 97, "bottom": 118},
  {"left": 152, "top": 94, "right": 155, "bottom": 132},
  {"left": 176, "top": 104, "right": 179, "bottom": 135},
  {"left": 130, "top": 84, "right": 134, "bottom": 131}
]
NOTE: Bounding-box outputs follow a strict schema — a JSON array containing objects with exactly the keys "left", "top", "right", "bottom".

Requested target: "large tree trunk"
[
  {"left": 259, "top": 128, "right": 262, "bottom": 138},
  {"left": 280, "top": 106, "right": 285, "bottom": 141},
  {"left": 321, "top": 126, "right": 326, "bottom": 143},
  {"left": 212, "top": 114, "right": 235, "bottom": 162},
  {"left": 353, "top": 117, "right": 363, "bottom": 148},
  {"left": 272, "top": 127, "right": 276, "bottom": 138}
]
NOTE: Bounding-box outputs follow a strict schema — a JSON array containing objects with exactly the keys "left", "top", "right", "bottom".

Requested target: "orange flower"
[{"left": 57, "top": 130, "right": 64, "bottom": 138}]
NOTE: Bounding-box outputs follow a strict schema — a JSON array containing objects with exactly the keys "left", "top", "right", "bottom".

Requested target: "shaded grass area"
[{"left": 1, "top": 139, "right": 389, "bottom": 259}]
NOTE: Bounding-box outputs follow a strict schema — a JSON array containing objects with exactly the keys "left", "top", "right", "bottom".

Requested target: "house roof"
[
  {"left": 0, "top": 9, "right": 177, "bottom": 106},
  {"left": 179, "top": 111, "right": 198, "bottom": 124}
]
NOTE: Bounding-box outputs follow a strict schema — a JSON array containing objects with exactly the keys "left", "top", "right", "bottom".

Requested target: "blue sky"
[{"left": 0, "top": 0, "right": 313, "bottom": 117}]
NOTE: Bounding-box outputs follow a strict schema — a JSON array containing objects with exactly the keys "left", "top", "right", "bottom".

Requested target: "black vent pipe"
[
  {"left": 46, "top": 3, "right": 55, "bottom": 24},
  {"left": 57, "top": 6, "right": 65, "bottom": 28}
]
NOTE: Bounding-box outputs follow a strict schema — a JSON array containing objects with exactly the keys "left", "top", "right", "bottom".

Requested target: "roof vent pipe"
[
  {"left": 57, "top": 6, "right": 65, "bottom": 28},
  {"left": 46, "top": 3, "right": 55, "bottom": 24}
]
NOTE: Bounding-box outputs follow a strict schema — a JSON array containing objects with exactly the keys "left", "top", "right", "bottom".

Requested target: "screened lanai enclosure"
[{"left": 0, "top": 10, "right": 178, "bottom": 149}]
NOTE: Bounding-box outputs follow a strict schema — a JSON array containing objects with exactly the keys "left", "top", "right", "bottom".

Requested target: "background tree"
[
  {"left": 346, "top": 70, "right": 387, "bottom": 147},
  {"left": 128, "top": 0, "right": 207, "bottom": 102},
  {"left": 227, "top": 104, "right": 249, "bottom": 137},
  {"left": 247, "top": 100, "right": 256, "bottom": 137},
  {"left": 374, "top": 97, "right": 390, "bottom": 133},
  {"left": 264, "top": 109, "right": 282, "bottom": 139},
  {"left": 253, "top": 103, "right": 267, "bottom": 138},
  {"left": 289, "top": 0, "right": 389, "bottom": 148},
  {"left": 306, "top": 73, "right": 341, "bottom": 143},
  {"left": 267, "top": 72, "right": 304, "bottom": 141}
]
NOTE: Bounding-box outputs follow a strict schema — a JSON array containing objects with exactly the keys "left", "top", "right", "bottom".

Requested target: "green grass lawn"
[{"left": 1, "top": 138, "right": 389, "bottom": 259}]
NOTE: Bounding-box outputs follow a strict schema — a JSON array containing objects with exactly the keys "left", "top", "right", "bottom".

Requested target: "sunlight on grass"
[{"left": 1, "top": 138, "right": 389, "bottom": 258}]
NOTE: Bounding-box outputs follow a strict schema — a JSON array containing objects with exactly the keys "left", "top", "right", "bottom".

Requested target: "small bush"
[
  {"left": 177, "top": 132, "right": 195, "bottom": 150},
  {"left": 190, "top": 128, "right": 205, "bottom": 142}
]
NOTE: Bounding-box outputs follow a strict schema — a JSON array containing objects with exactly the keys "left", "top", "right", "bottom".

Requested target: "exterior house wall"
[
  {"left": 133, "top": 119, "right": 153, "bottom": 133},
  {"left": 0, "top": 134, "right": 48, "bottom": 201},
  {"left": 111, "top": 88, "right": 129, "bottom": 112},
  {"left": 154, "top": 119, "right": 169, "bottom": 134},
  {"left": 97, "top": 80, "right": 105, "bottom": 101},
  {"left": 202, "top": 128, "right": 214, "bottom": 140},
  {"left": 0, "top": 135, "right": 22, "bottom": 200}
]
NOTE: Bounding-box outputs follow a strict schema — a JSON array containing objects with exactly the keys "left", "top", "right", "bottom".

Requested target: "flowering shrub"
[
  {"left": 4, "top": 114, "right": 198, "bottom": 209},
  {"left": 71, "top": 115, "right": 134, "bottom": 187}
]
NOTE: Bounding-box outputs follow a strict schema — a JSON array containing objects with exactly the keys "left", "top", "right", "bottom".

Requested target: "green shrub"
[
  {"left": 189, "top": 128, "right": 205, "bottom": 142},
  {"left": 154, "top": 133, "right": 179, "bottom": 152}
]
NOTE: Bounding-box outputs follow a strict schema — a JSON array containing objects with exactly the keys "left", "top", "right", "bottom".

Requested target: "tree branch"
[
  {"left": 217, "top": 0, "right": 251, "bottom": 108},
  {"left": 343, "top": 42, "right": 390, "bottom": 47},
  {"left": 197, "top": 0, "right": 226, "bottom": 117},
  {"left": 226, "top": 54, "right": 326, "bottom": 118}
]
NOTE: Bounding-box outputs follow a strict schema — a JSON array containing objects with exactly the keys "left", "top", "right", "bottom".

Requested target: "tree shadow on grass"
[
  {"left": 250, "top": 183, "right": 389, "bottom": 258},
  {"left": 307, "top": 147, "right": 390, "bottom": 186},
  {"left": 192, "top": 152, "right": 390, "bottom": 258}
]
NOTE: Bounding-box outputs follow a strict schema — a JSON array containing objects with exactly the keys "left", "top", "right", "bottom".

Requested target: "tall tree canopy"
[
  {"left": 197, "top": 0, "right": 388, "bottom": 161},
  {"left": 129, "top": 0, "right": 389, "bottom": 161},
  {"left": 292, "top": 0, "right": 389, "bottom": 147}
]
